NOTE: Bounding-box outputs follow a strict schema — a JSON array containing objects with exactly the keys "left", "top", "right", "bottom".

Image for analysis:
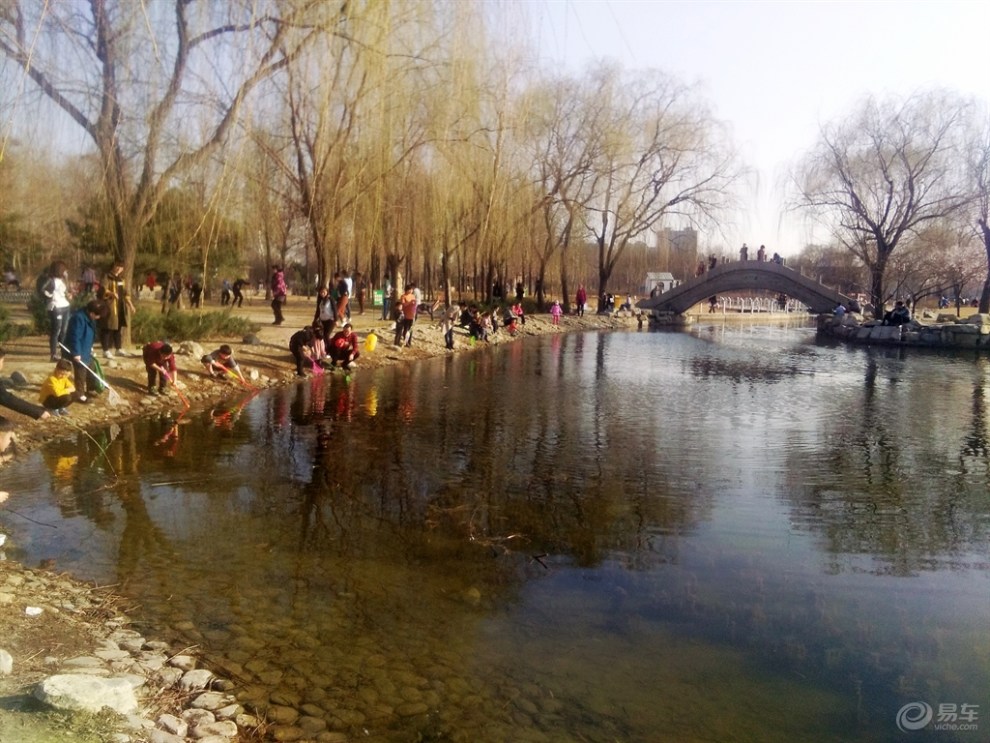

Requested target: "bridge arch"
[{"left": 637, "top": 261, "right": 849, "bottom": 315}]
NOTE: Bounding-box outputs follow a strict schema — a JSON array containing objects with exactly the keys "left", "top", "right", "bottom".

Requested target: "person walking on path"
[
  {"left": 575, "top": 285, "right": 587, "bottom": 317},
  {"left": 63, "top": 299, "right": 106, "bottom": 403},
  {"left": 271, "top": 266, "right": 287, "bottom": 325},
  {"left": 43, "top": 260, "right": 73, "bottom": 361},
  {"left": 232, "top": 278, "right": 246, "bottom": 308}
]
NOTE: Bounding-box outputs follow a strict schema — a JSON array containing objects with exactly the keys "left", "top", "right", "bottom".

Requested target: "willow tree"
[
  {"left": 793, "top": 91, "right": 972, "bottom": 313},
  {"left": 266, "top": 1, "right": 442, "bottom": 293},
  {"left": 0, "top": 0, "right": 321, "bottom": 338},
  {"left": 582, "top": 64, "right": 740, "bottom": 303}
]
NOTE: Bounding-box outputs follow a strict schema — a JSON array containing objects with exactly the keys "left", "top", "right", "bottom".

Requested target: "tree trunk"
[{"left": 979, "top": 220, "right": 990, "bottom": 314}]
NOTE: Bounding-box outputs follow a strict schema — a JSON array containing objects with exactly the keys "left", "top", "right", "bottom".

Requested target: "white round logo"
[{"left": 896, "top": 702, "right": 933, "bottom": 732}]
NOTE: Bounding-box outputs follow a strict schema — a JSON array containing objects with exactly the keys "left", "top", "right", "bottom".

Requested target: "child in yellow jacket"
[{"left": 38, "top": 359, "right": 75, "bottom": 416}]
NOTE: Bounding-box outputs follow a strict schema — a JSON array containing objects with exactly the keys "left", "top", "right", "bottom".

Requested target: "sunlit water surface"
[{"left": 3, "top": 322, "right": 990, "bottom": 742}]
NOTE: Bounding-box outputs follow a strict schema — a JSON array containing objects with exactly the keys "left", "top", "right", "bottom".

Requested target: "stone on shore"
[{"left": 34, "top": 673, "right": 139, "bottom": 714}]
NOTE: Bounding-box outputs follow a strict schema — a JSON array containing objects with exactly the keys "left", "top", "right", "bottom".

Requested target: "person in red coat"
[
  {"left": 328, "top": 323, "right": 360, "bottom": 370},
  {"left": 575, "top": 284, "right": 587, "bottom": 317},
  {"left": 142, "top": 341, "right": 178, "bottom": 395}
]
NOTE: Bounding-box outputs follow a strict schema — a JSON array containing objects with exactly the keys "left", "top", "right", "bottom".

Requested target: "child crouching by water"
[
  {"left": 328, "top": 323, "right": 360, "bottom": 370},
  {"left": 38, "top": 359, "right": 75, "bottom": 416},
  {"left": 201, "top": 344, "right": 245, "bottom": 383}
]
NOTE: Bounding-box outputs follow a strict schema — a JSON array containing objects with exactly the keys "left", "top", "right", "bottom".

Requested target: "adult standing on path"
[
  {"left": 335, "top": 271, "right": 350, "bottom": 323},
  {"left": 100, "top": 262, "right": 135, "bottom": 358},
  {"left": 271, "top": 265, "right": 287, "bottom": 326},
  {"left": 64, "top": 299, "right": 106, "bottom": 403},
  {"left": 355, "top": 272, "right": 367, "bottom": 314},
  {"left": 381, "top": 275, "right": 393, "bottom": 320},
  {"left": 576, "top": 284, "right": 587, "bottom": 317},
  {"left": 43, "top": 260, "right": 73, "bottom": 362},
  {"left": 314, "top": 286, "right": 336, "bottom": 339},
  {"left": 395, "top": 285, "right": 418, "bottom": 347}
]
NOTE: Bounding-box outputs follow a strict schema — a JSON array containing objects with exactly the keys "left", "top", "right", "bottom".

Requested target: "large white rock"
[{"left": 34, "top": 673, "right": 139, "bottom": 714}]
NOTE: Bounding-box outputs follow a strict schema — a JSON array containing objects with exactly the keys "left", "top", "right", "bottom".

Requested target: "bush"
[
  {"left": 26, "top": 294, "right": 49, "bottom": 334},
  {"left": 0, "top": 303, "right": 31, "bottom": 343},
  {"left": 130, "top": 307, "right": 258, "bottom": 344}
]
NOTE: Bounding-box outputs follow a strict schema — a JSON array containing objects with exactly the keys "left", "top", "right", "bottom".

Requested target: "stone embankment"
[
  {"left": 1, "top": 561, "right": 264, "bottom": 742},
  {"left": 818, "top": 311, "right": 990, "bottom": 349}
]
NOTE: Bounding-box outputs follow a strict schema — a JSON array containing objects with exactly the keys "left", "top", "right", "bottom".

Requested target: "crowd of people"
[{"left": 2, "top": 260, "right": 609, "bottom": 463}]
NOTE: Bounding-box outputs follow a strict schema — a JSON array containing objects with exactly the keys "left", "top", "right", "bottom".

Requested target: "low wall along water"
[{"left": 818, "top": 311, "right": 990, "bottom": 349}]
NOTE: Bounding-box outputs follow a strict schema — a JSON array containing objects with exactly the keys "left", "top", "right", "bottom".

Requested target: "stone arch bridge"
[{"left": 637, "top": 261, "right": 849, "bottom": 316}]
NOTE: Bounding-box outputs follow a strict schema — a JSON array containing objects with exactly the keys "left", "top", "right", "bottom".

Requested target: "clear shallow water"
[{"left": 3, "top": 322, "right": 989, "bottom": 742}]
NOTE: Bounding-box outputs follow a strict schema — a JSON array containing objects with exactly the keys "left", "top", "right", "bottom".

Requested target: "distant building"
[
  {"left": 644, "top": 271, "right": 678, "bottom": 296},
  {"left": 654, "top": 227, "right": 699, "bottom": 281}
]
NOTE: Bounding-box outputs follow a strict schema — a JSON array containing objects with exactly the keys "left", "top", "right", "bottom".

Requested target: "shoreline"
[
  {"left": 1, "top": 298, "right": 634, "bottom": 458},
  {"left": 0, "top": 298, "right": 634, "bottom": 741}
]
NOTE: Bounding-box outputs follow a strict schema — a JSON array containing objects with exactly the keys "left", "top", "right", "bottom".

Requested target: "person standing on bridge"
[
  {"left": 757, "top": 245, "right": 766, "bottom": 262},
  {"left": 739, "top": 243, "right": 749, "bottom": 261},
  {"left": 708, "top": 255, "right": 717, "bottom": 270}
]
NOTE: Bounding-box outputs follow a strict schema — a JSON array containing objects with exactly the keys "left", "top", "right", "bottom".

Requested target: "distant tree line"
[{"left": 2, "top": 2, "right": 988, "bottom": 329}]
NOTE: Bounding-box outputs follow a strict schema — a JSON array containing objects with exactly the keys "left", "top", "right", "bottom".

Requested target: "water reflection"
[{"left": 3, "top": 327, "right": 989, "bottom": 741}]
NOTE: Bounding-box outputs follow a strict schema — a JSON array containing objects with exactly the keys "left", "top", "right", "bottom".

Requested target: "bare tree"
[
  {"left": 522, "top": 73, "right": 601, "bottom": 310},
  {"left": 793, "top": 91, "right": 973, "bottom": 313},
  {"left": 887, "top": 225, "right": 983, "bottom": 313},
  {"left": 970, "top": 109, "right": 990, "bottom": 313},
  {"left": 580, "top": 65, "right": 740, "bottom": 304},
  {"left": 0, "top": 0, "right": 321, "bottom": 338}
]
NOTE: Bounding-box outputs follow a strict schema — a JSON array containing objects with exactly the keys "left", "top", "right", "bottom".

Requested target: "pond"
[{"left": 3, "top": 321, "right": 989, "bottom": 742}]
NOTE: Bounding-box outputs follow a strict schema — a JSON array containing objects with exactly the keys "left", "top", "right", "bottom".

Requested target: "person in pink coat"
[{"left": 550, "top": 300, "right": 562, "bottom": 326}]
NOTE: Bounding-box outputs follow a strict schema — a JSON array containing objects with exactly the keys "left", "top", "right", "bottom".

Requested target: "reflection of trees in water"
[
  {"left": 261, "top": 336, "right": 709, "bottom": 576},
  {"left": 41, "top": 427, "right": 119, "bottom": 528},
  {"left": 960, "top": 358, "right": 990, "bottom": 467},
  {"left": 689, "top": 355, "right": 802, "bottom": 385},
  {"left": 785, "top": 352, "right": 990, "bottom": 573},
  {"left": 41, "top": 420, "right": 179, "bottom": 587}
]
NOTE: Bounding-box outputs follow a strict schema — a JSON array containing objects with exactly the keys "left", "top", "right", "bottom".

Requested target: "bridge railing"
[{"left": 705, "top": 296, "right": 810, "bottom": 314}]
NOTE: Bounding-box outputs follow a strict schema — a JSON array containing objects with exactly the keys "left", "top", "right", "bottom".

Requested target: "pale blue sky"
[{"left": 527, "top": 0, "right": 990, "bottom": 254}]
